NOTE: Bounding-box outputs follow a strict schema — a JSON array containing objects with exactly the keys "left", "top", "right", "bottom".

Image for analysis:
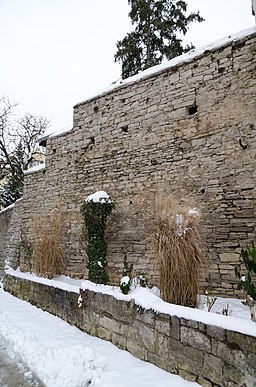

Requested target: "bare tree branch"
[{"left": 0, "top": 96, "right": 50, "bottom": 207}]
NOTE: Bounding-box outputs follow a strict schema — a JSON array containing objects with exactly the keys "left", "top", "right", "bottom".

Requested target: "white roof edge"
[
  {"left": 0, "top": 197, "right": 23, "bottom": 214},
  {"left": 75, "top": 26, "right": 256, "bottom": 108},
  {"left": 24, "top": 163, "right": 46, "bottom": 175},
  {"left": 39, "top": 126, "right": 73, "bottom": 143}
]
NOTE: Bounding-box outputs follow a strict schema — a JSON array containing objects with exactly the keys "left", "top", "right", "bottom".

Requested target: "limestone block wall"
[
  {"left": 0, "top": 207, "right": 13, "bottom": 278},
  {"left": 4, "top": 274, "right": 256, "bottom": 387},
  {"left": 10, "top": 29, "right": 256, "bottom": 295}
]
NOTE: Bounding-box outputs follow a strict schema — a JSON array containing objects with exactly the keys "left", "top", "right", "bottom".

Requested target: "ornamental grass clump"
[
  {"left": 32, "top": 214, "right": 64, "bottom": 279},
  {"left": 155, "top": 195, "right": 204, "bottom": 307},
  {"left": 81, "top": 191, "right": 115, "bottom": 285}
]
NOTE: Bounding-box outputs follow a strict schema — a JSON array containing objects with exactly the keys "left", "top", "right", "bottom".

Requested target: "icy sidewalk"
[{"left": 0, "top": 287, "right": 200, "bottom": 387}]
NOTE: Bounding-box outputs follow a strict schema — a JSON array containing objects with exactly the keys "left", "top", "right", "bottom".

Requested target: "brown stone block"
[
  {"left": 226, "top": 331, "right": 256, "bottom": 354},
  {"left": 180, "top": 326, "right": 211, "bottom": 353},
  {"left": 202, "top": 353, "right": 224, "bottom": 385}
]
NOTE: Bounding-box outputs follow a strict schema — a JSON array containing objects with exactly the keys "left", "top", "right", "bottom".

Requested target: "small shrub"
[
  {"left": 137, "top": 274, "right": 147, "bottom": 287},
  {"left": 81, "top": 191, "right": 115, "bottom": 284},
  {"left": 154, "top": 195, "right": 204, "bottom": 307},
  {"left": 122, "top": 253, "right": 133, "bottom": 277},
  {"left": 120, "top": 276, "right": 131, "bottom": 295},
  {"left": 32, "top": 214, "right": 64, "bottom": 279},
  {"left": 235, "top": 245, "right": 256, "bottom": 322},
  {"left": 205, "top": 290, "right": 217, "bottom": 312},
  {"left": 221, "top": 304, "right": 230, "bottom": 316}
]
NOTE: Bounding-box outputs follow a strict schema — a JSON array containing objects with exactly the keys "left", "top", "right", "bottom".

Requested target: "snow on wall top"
[
  {"left": 75, "top": 26, "right": 256, "bottom": 108},
  {"left": 45, "top": 26, "right": 256, "bottom": 141}
]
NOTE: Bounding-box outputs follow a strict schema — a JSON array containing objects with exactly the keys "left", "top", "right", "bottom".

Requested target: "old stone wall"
[
  {"left": 5, "top": 29, "right": 256, "bottom": 295},
  {"left": 0, "top": 200, "right": 23, "bottom": 279},
  {"left": 4, "top": 274, "right": 256, "bottom": 387},
  {"left": 0, "top": 207, "right": 13, "bottom": 278}
]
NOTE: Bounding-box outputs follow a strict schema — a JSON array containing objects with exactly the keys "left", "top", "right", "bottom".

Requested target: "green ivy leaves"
[{"left": 81, "top": 197, "right": 115, "bottom": 284}]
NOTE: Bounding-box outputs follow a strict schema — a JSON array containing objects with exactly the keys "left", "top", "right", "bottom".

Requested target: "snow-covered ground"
[
  {"left": 0, "top": 284, "right": 200, "bottom": 387},
  {"left": 1, "top": 269, "right": 255, "bottom": 386}
]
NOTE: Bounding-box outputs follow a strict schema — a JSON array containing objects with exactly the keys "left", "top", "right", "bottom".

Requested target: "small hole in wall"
[
  {"left": 52, "top": 149, "right": 56, "bottom": 154},
  {"left": 129, "top": 200, "right": 133, "bottom": 204},
  {"left": 186, "top": 103, "right": 198, "bottom": 116},
  {"left": 90, "top": 136, "right": 95, "bottom": 144},
  {"left": 199, "top": 188, "right": 206, "bottom": 194},
  {"left": 146, "top": 97, "right": 150, "bottom": 103},
  {"left": 121, "top": 125, "right": 128, "bottom": 133},
  {"left": 218, "top": 67, "right": 225, "bottom": 74},
  {"left": 94, "top": 106, "right": 99, "bottom": 113},
  {"left": 121, "top": 98, "right": 126, "bottom": 103}
]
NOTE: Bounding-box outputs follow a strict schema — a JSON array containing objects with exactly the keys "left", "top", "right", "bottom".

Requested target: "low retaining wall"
[{"left": 4, "top": 274, "right": 256, "bottom": 387}]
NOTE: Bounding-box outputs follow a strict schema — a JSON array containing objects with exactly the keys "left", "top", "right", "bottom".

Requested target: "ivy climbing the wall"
[{"left": 81, "top": 191, "right": 115, "bottom": 284}]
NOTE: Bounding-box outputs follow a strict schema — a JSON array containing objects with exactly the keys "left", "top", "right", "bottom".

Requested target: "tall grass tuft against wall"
[
  {"left": 32, "top": 214, "right": 64, "bottom": 279},
  {"left": 155, "top": 195, "right": 204, "bottom": 307}
]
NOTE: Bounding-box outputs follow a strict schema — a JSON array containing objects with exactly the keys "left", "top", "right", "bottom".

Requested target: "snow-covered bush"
[
  {"left": 81, "top": 191, "right": 115, "bottom": 285},
  {"left": 120, "top": 276, "right": 131, "bottom": 295},
  {"left": 154, "top": 195, "right": 204, "bottom": 307}
]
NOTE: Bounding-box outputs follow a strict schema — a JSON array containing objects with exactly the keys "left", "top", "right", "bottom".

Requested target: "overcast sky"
[{"left": 0, "top": 0, "right": 254, "bottom": 132}]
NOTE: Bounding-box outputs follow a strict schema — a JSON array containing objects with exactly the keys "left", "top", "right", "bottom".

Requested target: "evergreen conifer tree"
[{"left": 114, "top": 0, "right": 203, "bottom": 79}]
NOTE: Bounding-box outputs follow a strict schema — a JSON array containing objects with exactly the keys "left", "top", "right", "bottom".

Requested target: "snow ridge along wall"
[{"left": 2, "top": 28, "right": 256, "bottom": 294}]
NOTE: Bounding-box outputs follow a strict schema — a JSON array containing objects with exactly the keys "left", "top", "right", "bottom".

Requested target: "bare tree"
[{"left": 0, "top": 96, "right": 50, "bottom": 207}]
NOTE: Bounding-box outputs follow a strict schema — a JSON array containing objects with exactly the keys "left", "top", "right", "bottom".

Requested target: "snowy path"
[
  {"left": 0, "top": 287, "right": 200, "bottom": 387},
  {"left": 0, "top": 336, "right": 42, "bottom": 387}
]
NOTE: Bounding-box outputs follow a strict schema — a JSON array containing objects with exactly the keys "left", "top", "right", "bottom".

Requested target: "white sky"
[{"left": 0, "top": 0, "right": 254, "bottom": 132}]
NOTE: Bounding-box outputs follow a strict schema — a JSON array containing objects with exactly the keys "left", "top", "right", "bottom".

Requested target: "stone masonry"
[
  {"left": 0, "top": 207, "right": 13, "bottom": 278},
  {"left": 1, "top": 28, "right": 256, "bottom": 295},
  {"left": 4, "top": 274, "right": 256, "bottom": 387}
]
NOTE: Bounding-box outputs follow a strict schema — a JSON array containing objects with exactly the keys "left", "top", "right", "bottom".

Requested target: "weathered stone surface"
[
  {"left": 155, "top": 313, "right": 170, "bottom": 335},
  {"left": 0, "top": 207, "right": 13, "bottom": 277},
  {"left": 226, "top": 331, "right": 256, "bottom": 354},
  {"left": 223, "top": 364, "right": 244, "bottom": 386},
  {"left": 202, "top": 353, "right": 224, "bottom": 385},
  {"left": 214, "top": 341, "right": 247, "bottom": 369},
  {"left": 178, "top": 370, "right": 197, "bottom": 382},
  {"left": 181, "top": 326, "right": 211, "bottom": 352},
  {"left": 207, "top": 325, "right": 226, "bottom": 341},
  {"left": 170, "top": 316, "right": 180, "bottom": 340}
]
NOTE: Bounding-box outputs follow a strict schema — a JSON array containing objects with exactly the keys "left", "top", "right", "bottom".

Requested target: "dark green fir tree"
[
  {"left": 0, "top": 142, "right": 24, "bottom": 208},
  {"left": 114, "top": 0, "right": 204, "bottom": 79}
]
